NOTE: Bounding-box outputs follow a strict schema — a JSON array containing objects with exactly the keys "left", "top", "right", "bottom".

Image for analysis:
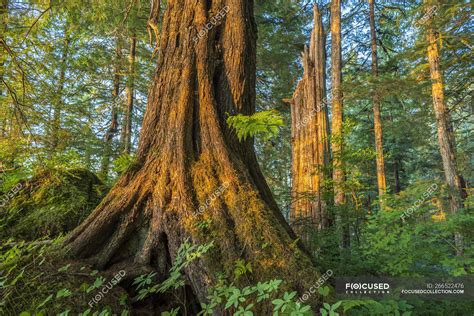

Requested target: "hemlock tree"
[
  {"left": 64, "top": 0, "right": 319, "bottom": 310},
  {"left": 120, "top": 34, "right": 136, "bottom": 155},
  {"left": 424, "top": 3, "right": 464, "bottom": 254},
  {"left": 100, "top": 36, "right": 122, "bottom": 180},
  {"left": 330, "top": 0, "right": 350, "bottom": 248},
  {"left": 369, "top": 0, "right": 387, "bottom": 203}
]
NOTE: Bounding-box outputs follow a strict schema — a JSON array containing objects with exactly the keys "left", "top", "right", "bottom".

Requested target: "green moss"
[
  {"left": 0, "top": 239, "right": 129, "bottom": 315},
  {"left": 0, "top": 168, "right": 108, "bottom": 241},
  {"left": 188, "top": 153, "right": 321, "bottom": 305}
]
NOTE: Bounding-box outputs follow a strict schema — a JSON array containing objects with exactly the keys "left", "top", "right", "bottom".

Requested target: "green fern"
[
  {"left": 226, "top": 110, "right": 284, "bottom": 141},
  {"left": 112, "top": 154, "right": 136, "bottom": 174}
]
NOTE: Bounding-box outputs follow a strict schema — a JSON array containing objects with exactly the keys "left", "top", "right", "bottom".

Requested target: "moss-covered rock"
[{"left": 0, "top": 168, "right": 107, "bottom": 241}]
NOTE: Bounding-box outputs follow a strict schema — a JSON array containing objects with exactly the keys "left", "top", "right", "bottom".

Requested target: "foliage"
[
  {"left": 0, "top": 0, "right": 472, "bottom": 314},
  {"left": 134, "top": 239, "right": 214, "bottom": 301},
  {"left": 112, "top": 153, "right": 137, "bottom": 174},
  {"left": 0, "top": 168, "right": 107, "bottom": 241},
  {"left": 0, "top": 237, "right": 129, "bottom": 315},
  {"left": 226, "top": 110, "right": 284, "bottom": 141}
]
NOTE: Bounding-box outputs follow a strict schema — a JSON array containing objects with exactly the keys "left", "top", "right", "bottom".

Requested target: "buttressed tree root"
[{"left": 63, "top": 0, "right": 320, "bottom": 313}]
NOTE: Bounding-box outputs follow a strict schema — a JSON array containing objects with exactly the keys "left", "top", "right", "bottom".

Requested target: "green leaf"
[
  {"left": 331, "top": 301, "right": 342, "bottom": 311},
  {"left": 226, "top": 110, "right": 284, "bottom": 141},
  {"left": 56, "top": 288, "right": 72, "bottom": 298},
  {"left": 318, "top": 286, "right": 330, "bottom": 297},
  {"left": 36, "top": 294, "right": 53, "bottom": 309},
  {"left": 58, "top": 264, "right": 71, "bottom": 272}
]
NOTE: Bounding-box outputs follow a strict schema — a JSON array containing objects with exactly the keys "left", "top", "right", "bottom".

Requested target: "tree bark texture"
[
  {"left": 100, "top": 37, "right": 122, "bottom": 180},
  {"left": 64, "top": 0, "right": 320, "bottom": 312},
  {"left": 330, "top": 0, "right": 350, "bottom": 248},
  {"left": 330, "top": 0, "right": 344, "bottom": 207},
  {"left": 0, "top": 0, "right": 7, "bottom": 137},
  {"left": 426, "top": 26, "right": 464, "bottom": 254},
  {"left": 121, "top": 34, "right": 136, "bottom": 154},
  {"left": 369, "top": 0, "right": 387, "bottom": 202},
  {"left": 289, "top": 5, "right": 330, "bottom": 233},
  {"left": 50, "top": 35, "right": 70, "bottom": 153}
]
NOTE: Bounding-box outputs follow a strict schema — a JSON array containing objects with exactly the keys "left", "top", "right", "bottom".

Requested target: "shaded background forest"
[{"left": 0, "top": 0, "right": 473, "bottom": 315}]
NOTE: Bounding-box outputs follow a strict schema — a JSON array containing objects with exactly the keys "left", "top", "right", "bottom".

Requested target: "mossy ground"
[
  {"left": 0, "top": 238, "right": 129, "bottom": 315},
  {"left": 0, "top": 168, "right": 108, "bottom": 241}
]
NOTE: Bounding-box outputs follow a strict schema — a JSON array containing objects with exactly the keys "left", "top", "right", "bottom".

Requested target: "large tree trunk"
[
  {"left": 120, "top": 34, "right": 136, "bottom": 154},
  {"left": 369, "top": 0, "right": 386, "bottom": 204},
  {"left": 330, "top": 0, "right": 349, "bottom": 248},
  {"left": 426, "top": 26, "right": 464, "bottom": 254},
  {"left": 100, "top": 37, "right": 122, "bottom": 180},
  {"left": 64, "top": 0, "right": 319, "bottom": 312},
  {"left": 289, "top": 5, "right": 329, "bottom": 233}
]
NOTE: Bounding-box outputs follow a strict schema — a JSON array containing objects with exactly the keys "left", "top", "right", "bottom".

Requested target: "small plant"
[
  {"left": 56, "top": 288, "right": 72, "bottom": 299},
  {"left": 199, "top": 278, "right": 313, "bottom": 315},
  {"left": 112, "top": 154, "right": 137, "bottom": 174},
  {"left": 319, "top": 301, "right": 342, "bottom": 316},
  {"left": 234, "top": 259, "right": 253, "bottom": 281},
  {"left": 196, "top": 219, "right": 212, "bottom": 231},
  {"left": 161, "top": 307, "right": 180, "bottom": 316},
  {"left": 132, "top": 272, "right": 157, "bottom": 290},
  {"left": 226, "top": 110, "right": 284, "bottom": 141},
  {"left": 86, "top": 276, "right": 105, "bottom": 293},
  {"left": 134, "top": 239, "right": 214, "bottom": 301}
]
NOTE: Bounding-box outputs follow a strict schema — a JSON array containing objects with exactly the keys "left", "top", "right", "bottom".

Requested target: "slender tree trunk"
[
  {"left": 51, "top": 35, "right": 70, "bottom": 153},
  {"left": 64, "top": 0, "right": 320, "bottom": 312},
  {"left": 330, "top": 0, "right": 349, "bottom": 248},
  {"left": 426, "top": 26, "right": 463, "bottom": 254},
  {"left": 369, "top": 0, "right": 386, "bottom": 204},
  {"left": 314, "top": 5, "right": 330, "bottom": 229},
  {"left": 100, "top": 37, "right": 122, "bottom": 180},
  {"left": 84, "top": 103, "right": 93, "bottom": 169},
  {"left": 0, "top": 0, "right": 6, "bottom": 91},
  {"left": 121, "top": 34, "right": 136, "bottom": 154},
  {"left": 289, "top": 5, "right": 329, "bottom": 234},
  {"left": 0, "top": 0, "right": 8, "bottom": 137}
]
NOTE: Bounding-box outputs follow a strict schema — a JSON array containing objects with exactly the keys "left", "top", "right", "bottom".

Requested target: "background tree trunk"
[
  {"left": 314, "top": 5, "right": 331, "bottom": 229},
  {"left": 0, "top": 0, "right": 6, "bottom": 94},
  {"left": 330, "top": 0, "right": 349, "bottom": 248},
  {"left": 50, "top": 35, "right": 70, "bottom": 153},
  {"left": 426, "top": 26, "right": 464, "bottom": 254},
  {"left": 64, "top": 0, "right": 320, "bottom": 311},
  {"left": 369, "top": 0, "right": 386, "bottom": 204},
  {"left": 100, "top": 37, "right": 122, "bottom": 180},
  {"left": 289, "top": 5, "right": 329, "bottom": 234},
  {"left": 120, "top": 34, "right": 136, "bottom": 154},
  {"left": 0, "top": 0, "right": 7, "bottom": 137}
]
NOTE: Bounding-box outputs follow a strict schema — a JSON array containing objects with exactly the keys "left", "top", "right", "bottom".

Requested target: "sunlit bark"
[
  {"left": 330, "top": 0, "right": 350, "bottom": 248},
  {"left": 121, "top": 34, "right": 136, "bottom": 154},
  {"left": 289, "top": 5, "right": 330, "bottom": 233},
  {"left": 426, "top": 26, "right": 464, "bottom": 254},
  {"left": 369, "top": 0, "right": 387, "bottom": 204},
  {"left": 64, "top": 0, "right": 320, "bottom": 311}
]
